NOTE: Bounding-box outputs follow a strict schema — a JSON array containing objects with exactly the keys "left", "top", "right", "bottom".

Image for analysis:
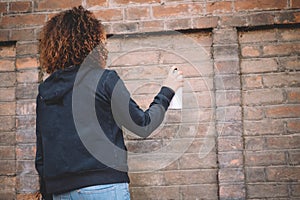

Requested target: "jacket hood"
[{"left": 39, "top": 65, "right": 80, "bottom": 105}]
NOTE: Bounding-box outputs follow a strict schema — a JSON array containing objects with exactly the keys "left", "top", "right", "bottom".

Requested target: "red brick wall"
[
  {"left": 0, "top": 0, "right": 299, "bottom": 199},
  {"left": 240, "top": 27, "right": 300, "bottom": 199}
]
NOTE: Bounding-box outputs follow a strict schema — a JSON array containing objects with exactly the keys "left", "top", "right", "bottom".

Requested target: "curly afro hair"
[{"left": 39, "top": 6, "right": 107, "bottom": 74}]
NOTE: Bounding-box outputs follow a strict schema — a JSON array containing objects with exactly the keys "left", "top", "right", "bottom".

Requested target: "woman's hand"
[{"left": 163, "top": 66, "right": 184, "bottom": 92}]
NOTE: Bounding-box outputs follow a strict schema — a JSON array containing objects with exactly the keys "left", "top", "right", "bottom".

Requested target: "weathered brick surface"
[
  {"left": 240, "top": 27, "right": 300, "bottom": 200},
  {"left": 0, "top": 44, "right": 16, "bottom": 199},
  {"left": 0, "top": 0, "right": 299, "bottom": 199}
]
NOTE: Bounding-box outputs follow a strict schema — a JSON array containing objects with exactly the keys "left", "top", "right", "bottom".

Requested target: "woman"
[{"left": 36, "top": 6, "right": 183, "bottom": 200}]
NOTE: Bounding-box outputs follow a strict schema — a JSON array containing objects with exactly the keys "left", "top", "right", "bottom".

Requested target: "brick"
[
  {"left": 0, "top": 176, "right": 16, "bottom": 191},
  {"left": 0, "top": 132, "right": 15, "bottom": 145},
  {"left": 279, "top": 56, "right": 300, "bottom": 71},
  {"left": 0, "top": 160, "right": 16, "bottom": 175},
  {"left": 245, "top": 151, "right": 286, "bottom": 166},
  {"left": 126, "top": 139, "right": 162, "bottom": 153},
  {"left": 178, "top": 62, "right": 213, "bottom": 77},
  {"left": 0, "top": 102, "right": 16, "bottom": 115},
  {"left": 16, "top": 57, "right": 39, "bottom": 70},
  {"left": 0, "top": 116, "right": 15, "bottom": 131},
  {"left": 244, "top": 119, "right": 284, "bottom": 136},
  {"left": 130, "top": 186, "right": 179, "bottom": 200},
  {"left": 16, "top": 175, "right": 39, "bottom": 192},
  {"left": 179, "top": 152, "right": 217, "bottom": 169},
  {"left": 291, "top": 184, "right": 300, "bottom": 197},
  {"left": 36, "top": 0, "right": 81, "bottom": 11},
  {"left": 125, "top": 6, "right": 150, "bottom": 20},
  {"left": 186, "top": 138, "right": 215, "bottom": 153},
  {"left": 265, "top": 105, "right": 300, "bottom": 118},
  {"left": 266, "top": 135, "right": 300, "bottom": 150},
  {"left": 16, "top": 113, "right": 35, "bottom": 129},
  {"left": 16, "top": 129, "right": 36, "bottom": 144},
  {"left": 247, "top": 183, "right": 288, "bottom": 198},
  {"left": 152, "top": 4, "right": 189, "bottom": 18},
  {"left": 16, "top": 144, "right": 36, "bottom": 160},
  {"left": 159, "top": 51, "right": 186, "bottom": 65},
  {"left": 214, "top": 28, "right": 237, "bottom": 45},
  {"left": 289, "top": 151, "right": 300, "bottom": 165},
  {"left": 214, "top": 45, "right": 239, "bottom": 60},
  {"left": 235, "top": 0, "right": 287, "bottom": 11},
  {"left": 139, "top": 20, "right": 164, "bottom": 32},
  {"left": 242, "top": 75, "right": 263, "bottom": 89},
  {"left": 129, "top": 172, "right": 164, "bottom": 186},
  {"left": 219, "top": 184, "right": 245, "bottom": 199},
  {"left": 16, "top": 70, "right": 39, "bottom": 83},
  {"left": 16, "top": 160, "right": 36, "bottom": 175},
  {"left": 206, "top": 1, "right": 232, "bottom": 14},
  {"left": 10, "top": 28, "right": 35, "bottom": 41},
  {"left": 241, "top": 45, "right": 261, "bottom": 57},
  {"left": 248, "top": 13, "right": 275, "bottom": 26},
  {"left": 16, "top": 42, "right": 38, "bottom": 56},
  {"left": 215, "top": 75, "right": 240, "bottom": 90},
  {"left": 106, "top": 38, "right": 121, "bottom": 53},
  {"left": 243, "top": 106, "right": 264, "bottom": 120},
  {"left": 263, "top": 73, "right": 300, "bottom": 88},
  {"left": 16, "top": 83, "right": 38, "bottom": 99},
  {"left": 218, "top": 151, "right": 243, "bottom": 168},
  {"left": 16, "top": 100, "right": 36, "bottom": 115},
  {"left": 180, "top": 184, "right": 218, "bottom": 199},
  {"left": 111, "top": 22, "right": 139, "bottom": 34},
  {"left": 179, "top": 123, "right": 213, "bottom": 138},
  {"left": 0, "top": 87, "right": 15, "bottom": 102},
  {"left": 245, "top": 137, "right": 265, "bottom": 150},
  {"left": 287, "top": 119, "right": 300, "bottom": 133},
  {"left": 239, "top": 29, "right": 277, "bottom": 43},
  {"left": 86, "top": 0, "right": 107, "bottom": 7},
  {"left": 9, "top": 1, "right": 31, "bottom": 13},
  {"left": 183, "top": 91, "right": 213, "bottom": 109},
  {"left": 243, "top": 89, "right": 284, "bottom": 105},
  {"left": 0, "top": 30, "right": 9, "bottom": 41},
  {"left": 0, "top": 72, "right": 16, "bottom": 87},
  {"left": 279, "top": 28, "right": 300, "bottom": 41},
  {"left": 112, "top": 0, "right": 159, "bottom": 5},
  {"left": 241, "top": 58, "right": 279, "bottom": 73},
  {"left": 218, "top": 136, "right": 243, "bottom": 152},
  {"left": 164, "top": 169, "right": 217, "bottom": 185},
  {"left": 267, "top": 167, "right": 300, "bottom": 181},
  {"left": 111, "top": 51, "right": 160, "bottom": 67},
  {"left": 0, "top": 2, "right": 7, "bottom": 13},
  {"left": 0, "top": 192, "right": 15, "bottom": 200},
  {"left": 263, "top": 43, "right": 300, "bottom": 56},
  {"left": 291, "top": 0, "right": 300, "bottom": 8},
  {"left": 192, "top": 16, "right": 219, "bottom": 29},
  {"left": 245, "top": 167, "right": 266, "bottom": 182},
  {"left": 0, "top": 59, "right": 15, "bottom": 71},
  {"left": 217, "top": 122, "right": 242, "bottom": 137},
  {"left": 175, "top": 47, "right": 211, "bottom": 63},
  {"left": 216, "top": 106, "right": 242, "bottom": 122},
  {"left": 0, "top": 146, "right": 15, "bottom": 160},
  {"left": 0, "top": 45, "right": 16, "bottom": 58},
  {"left": 220, "top": 15, "right": 247, "bottom": 27},
  {"left": 183, "top": 108, "right": 214, "bottom": 123},
  {"left": 219, "top": 168, "right": 244, "bottom": 183},
  {"left": 0, "top": 14, "right": 46, "bottom": 29},
  {"left": 275, "top": 11, "right": 300, "bottom": 24},
  {"left": 94, "top": 8, "right": 123, "bottom": 22},
  {"left": 287, "top": 88, "right": 300, "bottom": 103},
  {"left": 214, "top": 60, "right": 239, "bottom": 75},
  {"left": 165, "top": 18, "right": 192, "bottom": 30}
]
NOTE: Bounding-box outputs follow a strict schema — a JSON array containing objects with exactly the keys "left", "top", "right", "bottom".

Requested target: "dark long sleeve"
[{"left": 103, "top": 70, "right": 175, "bottom": 138}]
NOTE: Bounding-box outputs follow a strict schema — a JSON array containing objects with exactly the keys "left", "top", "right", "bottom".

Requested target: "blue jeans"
[{"left": 53, "top": 183, "right": 130, "bottom": 200}]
